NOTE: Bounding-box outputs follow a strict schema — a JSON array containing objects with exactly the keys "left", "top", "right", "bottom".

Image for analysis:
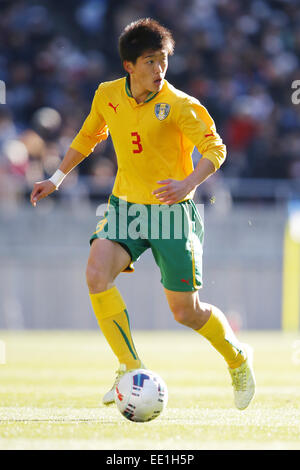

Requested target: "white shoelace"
[{"left": 231, "top": 367, "right": 247, "bottom": 391}]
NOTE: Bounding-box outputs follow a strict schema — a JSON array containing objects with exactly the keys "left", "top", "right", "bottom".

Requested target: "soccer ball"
[{"left": 114, "top": 368, "right": 168, "bottom": 422}]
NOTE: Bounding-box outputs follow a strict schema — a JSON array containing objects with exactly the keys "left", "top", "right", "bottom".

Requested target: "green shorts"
[{"left": 90, "top": 194, "right": 204, "bottom": 292}]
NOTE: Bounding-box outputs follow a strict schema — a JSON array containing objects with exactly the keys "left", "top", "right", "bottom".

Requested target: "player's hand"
[
  {"left": 152, "top": 179, "right": 192, "bottom": 204},
  {"left": 30, "top": 179, "right": 56, "bottom": 207}
]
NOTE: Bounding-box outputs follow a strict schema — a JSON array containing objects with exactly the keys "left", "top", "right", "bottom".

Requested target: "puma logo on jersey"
[{"left": 108, "top": 102, "right": 119, "bottom": 113}]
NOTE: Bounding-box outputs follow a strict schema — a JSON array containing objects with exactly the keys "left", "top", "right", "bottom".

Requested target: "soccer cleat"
[
  {"left": 102, "top": 364, "right": 127, "bottom": 406},
  {"left": 102, "top": 362, "right": 145, "bottom": 406},
  {"left": 228, "top": 343, "right": 256, "bottom": 410}
]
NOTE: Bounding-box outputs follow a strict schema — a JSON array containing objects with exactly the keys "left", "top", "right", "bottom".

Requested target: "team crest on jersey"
[{"left": 154, "top": 103, "right": 170, "bottom": 121}]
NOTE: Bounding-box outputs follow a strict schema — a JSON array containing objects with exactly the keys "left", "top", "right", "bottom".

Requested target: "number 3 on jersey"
[{"left": 131, "top": 131, "right": 143, "bottom": 154}]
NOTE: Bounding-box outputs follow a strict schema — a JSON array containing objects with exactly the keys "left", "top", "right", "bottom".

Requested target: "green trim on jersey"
[{"left": 125, "top": 74, "right": 159, "bottom": 103}]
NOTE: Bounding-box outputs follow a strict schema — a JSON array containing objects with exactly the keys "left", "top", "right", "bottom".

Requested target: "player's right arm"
[
  {"left": 30, "top": 84, "right": 109, "bottom": 207},
  {"left": 30, "top": 147, "right": 86, "bottom": 207}
]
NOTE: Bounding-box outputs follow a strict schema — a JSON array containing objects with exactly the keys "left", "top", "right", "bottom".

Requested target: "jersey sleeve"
[
  {"left": 175, "top": 97, "right": 226, "bottom": 170},
  {"left": 70, "top": 83, "right": 109, "bottom": 157}
]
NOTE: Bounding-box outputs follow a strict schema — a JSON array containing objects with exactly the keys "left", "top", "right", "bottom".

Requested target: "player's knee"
[
  {"left": 85, "top": 262, "right": 110, "bottom": 293},
  {"left": 171, "top": 306, "right": 193, "bottom": 326},
  {"left": 171, "top": 302, "right": 211, "bottom": 329}
]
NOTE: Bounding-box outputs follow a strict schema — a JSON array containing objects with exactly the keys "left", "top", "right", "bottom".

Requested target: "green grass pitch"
[{"left": 0, "top": 330, "right": 299, "bottom": 450}]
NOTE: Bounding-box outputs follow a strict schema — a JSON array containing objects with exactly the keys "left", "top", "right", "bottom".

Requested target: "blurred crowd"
[{"left": 0, "top": 0, "right": 300, "bottom": 205}]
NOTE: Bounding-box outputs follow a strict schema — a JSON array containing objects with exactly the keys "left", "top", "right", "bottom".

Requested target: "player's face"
[{"left": 125, "top": 49, "right": 168, "bottom": 96}]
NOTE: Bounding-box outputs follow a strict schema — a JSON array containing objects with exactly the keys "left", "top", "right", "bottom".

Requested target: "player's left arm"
[
  {"left": 153, "top": 158, "right": 215, "bottom": 204},
  {"left": 153, "top": 98, "right": 226, "bottom": 204}
]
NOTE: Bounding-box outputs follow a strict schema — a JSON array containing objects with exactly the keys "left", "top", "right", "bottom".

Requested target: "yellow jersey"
[{"left": 70, "top": 76, "right": 226, "bottom": 204}]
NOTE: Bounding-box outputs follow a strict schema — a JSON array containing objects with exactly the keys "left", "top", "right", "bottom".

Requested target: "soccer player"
[{"left": 30, "top": 18, "right": 255, "bottom": 410}]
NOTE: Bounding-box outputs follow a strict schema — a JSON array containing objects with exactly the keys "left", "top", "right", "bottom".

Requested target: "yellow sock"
[
  {"left": 196, "top": 305, "right": 246, "bottom": 369},
  {"left": 89, "top": 286, "right": 141, "bottom": 370}
]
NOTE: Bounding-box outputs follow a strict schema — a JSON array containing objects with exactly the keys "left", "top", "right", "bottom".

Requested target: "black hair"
[{"left": 119, "top": 18, "right": 175, "bottom": 64}]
